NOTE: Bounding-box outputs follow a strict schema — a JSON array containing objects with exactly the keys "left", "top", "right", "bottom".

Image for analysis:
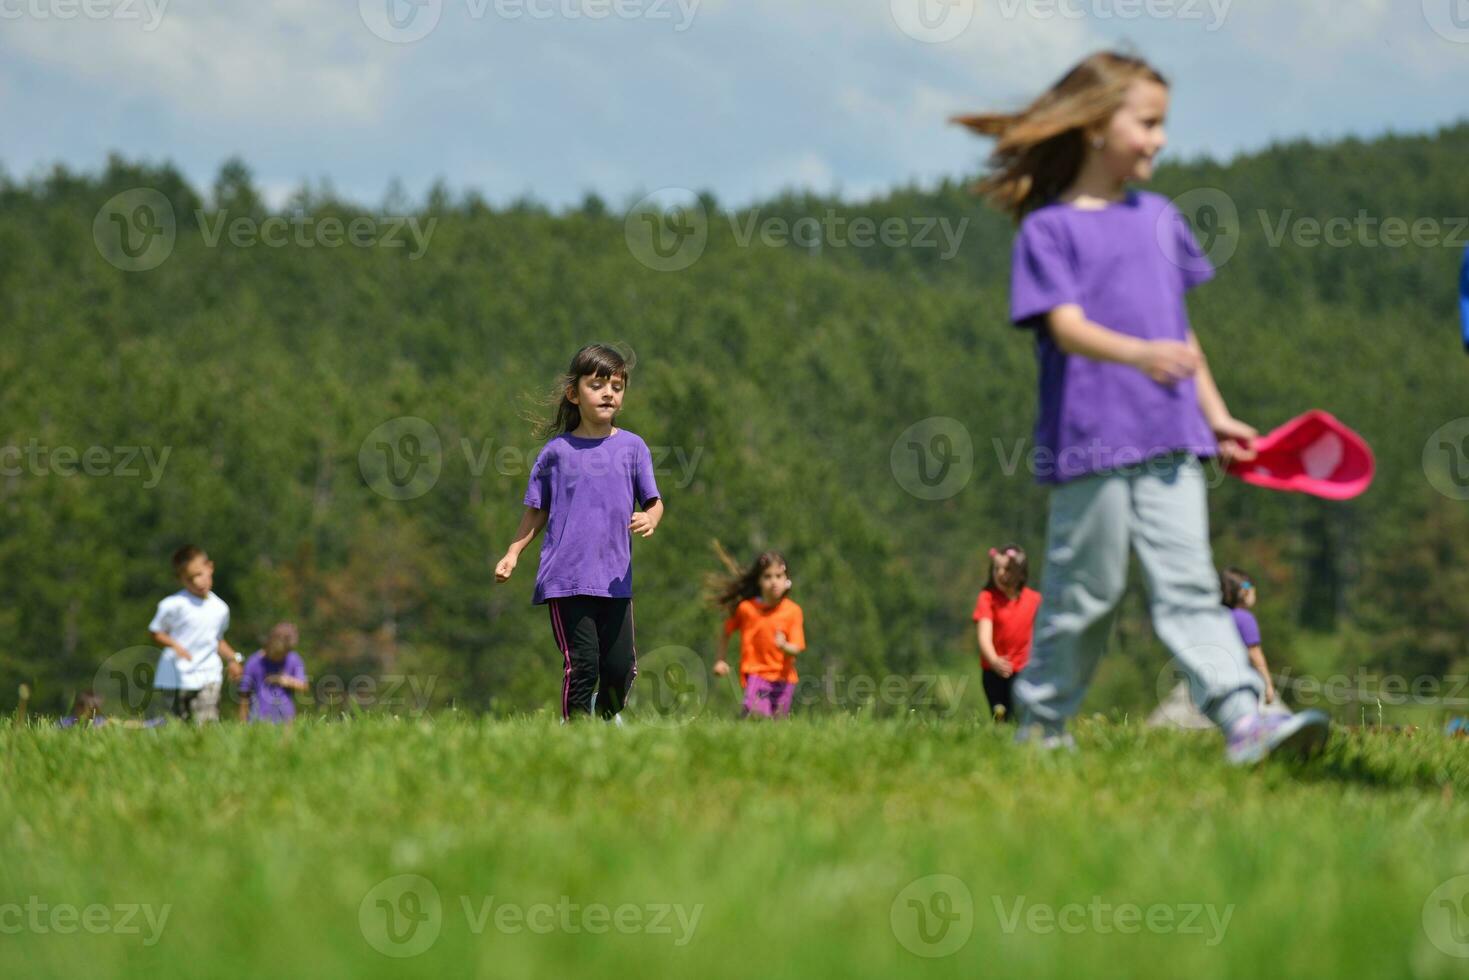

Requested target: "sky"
[{"left": 1, "top": 0, "right": 1466, "bottom": 210}]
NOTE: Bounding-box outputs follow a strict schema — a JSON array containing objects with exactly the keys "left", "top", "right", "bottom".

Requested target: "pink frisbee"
[{"left": 1227, "top": 410, "right": 1374, "bottom": 500}]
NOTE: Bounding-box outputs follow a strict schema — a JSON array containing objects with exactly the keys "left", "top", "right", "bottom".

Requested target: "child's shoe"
[{"left": 1225, "top": 710, "right": 1329, "bottom": 765}]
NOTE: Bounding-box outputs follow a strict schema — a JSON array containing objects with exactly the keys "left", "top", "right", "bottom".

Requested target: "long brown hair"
[
  {"left": 530, "top": 343, "right": 634, "bottom": 440},
  {"left": 706, "top": 539, "right": 790, "bottom": 616},
  {"left": 951, "top": 51, "right": 1168, "bottom": 221}
]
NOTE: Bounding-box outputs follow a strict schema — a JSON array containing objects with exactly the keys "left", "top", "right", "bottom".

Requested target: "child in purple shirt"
[
  {"left": 238, "top": 622, "right": 308, "bottom": 724},
  {"left": 495, "top": 344, "right": 664, "bottom": 722},
  {"left": 1221, "top": 567, "right": 1279, "bottom": 705},
  {"left": 954, "top": 50, "right": 1327, "bottom": 763}
]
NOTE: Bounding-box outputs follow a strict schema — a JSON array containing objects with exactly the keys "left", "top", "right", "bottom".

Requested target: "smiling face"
[
  {"left": 568, "top": 371, "right": 624, "bottom": 426},
  {"left": 1092, "top": 78, "right": 1169, "bottom": 184}
]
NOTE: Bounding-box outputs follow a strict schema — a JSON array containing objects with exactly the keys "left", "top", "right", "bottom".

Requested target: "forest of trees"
[{"left": 3, "top": 121, "right": 1467, "bottom": 718}]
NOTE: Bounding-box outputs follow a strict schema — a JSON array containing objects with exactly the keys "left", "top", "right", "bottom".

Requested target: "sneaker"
[
  {"left": 590, "top": 692, "right": 626, "bottom": 726},
  {"left": 1225, "top": 710, "right": 1330, "bottom": 765}
]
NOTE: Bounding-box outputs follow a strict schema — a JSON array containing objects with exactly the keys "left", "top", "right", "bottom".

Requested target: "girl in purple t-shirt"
[
  {"left": 495, "top": 344, "right": 664, "bottom": 722},
  {"left": 952, "top": 51, "right": 1327, "bottom": 763},
  {"left": 1220, "top": 567, "right": 1278, "bottom": 706}
]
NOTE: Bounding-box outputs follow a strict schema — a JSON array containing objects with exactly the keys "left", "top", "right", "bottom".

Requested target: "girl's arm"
[
  {"left": 976, "top": 620, "right": 1012, "bottom": 677},
  {"left": 773, "top": 632, "right": 802, "bottom": 657},
  {"left": 495, "top": 506, "right": 549, "bottom": 582},
  {"left": 1246, "top": 644, "right": 1277, "bottom": 703},
  {"left": 1046, "top": 304, "right": 1199, "bottom": 384},
  {"left": 1187, "top": 330, "right": 1257, "bottom": 464},
  {"left": 713, "top": 626, "right": 734, "bottom": 677},
  {"left": 630, "top": 498, "right": 663, "bottom": 538}
]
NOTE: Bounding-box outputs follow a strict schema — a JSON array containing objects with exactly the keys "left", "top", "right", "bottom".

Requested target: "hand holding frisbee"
[{"left": 1226, "top": 410, "right": 1374, "bottom": 500}]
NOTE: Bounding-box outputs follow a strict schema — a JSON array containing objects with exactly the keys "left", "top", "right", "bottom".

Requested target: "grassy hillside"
[{"left": 3, "top": 123, "right": 1468, "bottom": 714}]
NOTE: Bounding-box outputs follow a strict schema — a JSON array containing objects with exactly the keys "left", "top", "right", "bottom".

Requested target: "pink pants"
[{"left": 742, "top": 675, "right": 795, "bottom": 718}]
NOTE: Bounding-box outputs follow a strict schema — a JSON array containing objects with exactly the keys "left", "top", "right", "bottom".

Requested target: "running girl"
[
  {"left": 973, "top": 545, "right": 1042, "bottom": 722},
  {"left": 710, "top": 549, "right": 805, "bottom": 719},
  {"left": 953, "top": 51, "right": 1327, "bottom": 762},
  {"left": 494, "top": 344, "right": 663, "bottom": 721}
]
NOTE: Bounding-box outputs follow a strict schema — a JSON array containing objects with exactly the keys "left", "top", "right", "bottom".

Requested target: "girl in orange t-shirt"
[
  {"left": 973, "top": 544, "right": 1042, "bottom": 722},
  {"left": 709, "top": 548, "right": 805, "bottom": 718}
]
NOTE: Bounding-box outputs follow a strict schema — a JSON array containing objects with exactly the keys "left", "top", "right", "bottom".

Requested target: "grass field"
[{"left": 3, "top": 716, "right": 1469, "bottom": 979}]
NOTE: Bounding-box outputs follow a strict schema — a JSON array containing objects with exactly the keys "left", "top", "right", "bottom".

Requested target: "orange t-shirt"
[
  {"left": 972, "top": 586, "right": 1041, "bottom": 672},
  {"left": 724, "top": 596, "right": 805, "bottom": 684}
]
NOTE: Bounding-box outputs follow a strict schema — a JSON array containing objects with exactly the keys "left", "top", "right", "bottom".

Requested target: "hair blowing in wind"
[{"left": 950, "top": 51, "right": 1167, "bottom": 221}]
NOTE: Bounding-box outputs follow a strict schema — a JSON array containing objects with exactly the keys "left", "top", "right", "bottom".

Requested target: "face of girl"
[
  {"left": 1093, "top": 78, "right": 1169, "bottom": 184},
  {"left": 570, "top": 372, "right": 624, "bottom": 422},
  {"left": 1242, "top": 585, "right": 1257, "bottom": 609},
  {"left": 759, "top": 563, "right": 790, "bottom": 602}
]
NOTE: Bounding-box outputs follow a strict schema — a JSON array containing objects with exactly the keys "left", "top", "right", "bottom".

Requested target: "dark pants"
[
  {"left": 982, "top": 670, "right": 1016, "bottom": 722},
  {"left": 547, "top": 596, "right": 636, "bottom": 721}
]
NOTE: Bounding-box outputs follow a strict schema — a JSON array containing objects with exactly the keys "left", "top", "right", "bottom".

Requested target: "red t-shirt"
[{"left": 972, "top": 586, "right": 1041, "bottom": 672}]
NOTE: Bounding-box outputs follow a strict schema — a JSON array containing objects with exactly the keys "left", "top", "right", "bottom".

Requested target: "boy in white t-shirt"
[{"left": 148, "top": 545, "right": 243, "bottom": 723}]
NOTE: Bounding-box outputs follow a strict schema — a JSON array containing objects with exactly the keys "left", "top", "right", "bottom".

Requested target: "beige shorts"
[{"left": 171, "top": 683, "right": 222, "bottom": 724}]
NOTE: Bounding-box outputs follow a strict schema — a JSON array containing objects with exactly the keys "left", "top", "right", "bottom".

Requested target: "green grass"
[{"left": 3, "top": 716, "right": 1469, "bottom": 979}]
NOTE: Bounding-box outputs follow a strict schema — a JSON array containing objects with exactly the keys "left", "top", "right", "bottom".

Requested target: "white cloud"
[{"left": 2, "top": 0, "right": 393, "bottom": 127}]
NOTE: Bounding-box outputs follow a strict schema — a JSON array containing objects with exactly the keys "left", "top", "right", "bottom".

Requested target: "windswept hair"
[
  {"left": 705, "top": 539, "right": 790, "bottom": 617},
  {"left": 529, "top": 343, "right": 635, "bottom": 440},
  {"left": 951, "top": 51, "right": 1167, "bottom": 221}
]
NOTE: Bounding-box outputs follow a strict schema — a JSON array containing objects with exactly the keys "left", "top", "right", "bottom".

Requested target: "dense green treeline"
[{"left": 2, "top": 123, "right": 1467, "bottom": 715}]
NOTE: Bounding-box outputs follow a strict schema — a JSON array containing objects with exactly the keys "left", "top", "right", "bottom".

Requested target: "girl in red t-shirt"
[{"left": 973, "top": 544, "right": 1042, "bottom": 722}]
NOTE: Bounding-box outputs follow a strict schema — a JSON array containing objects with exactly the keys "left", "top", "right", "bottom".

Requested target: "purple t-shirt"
[
  {"left": 1231, "top": 608, "right": 1262, "bottom": 647},
  {"left": 523, "top": 428, "right": 661, "bottom": 605},
  {"left": 240, "top": 651, "right": 306, "bottom": 723},
  {"left": 1010, "top": 189, "right": 1220, "bottom": 484}
]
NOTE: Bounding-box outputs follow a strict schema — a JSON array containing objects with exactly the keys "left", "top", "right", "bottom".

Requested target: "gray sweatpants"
[{"left": 1015, "top": 453, "right": 1262, "bottom": 734}]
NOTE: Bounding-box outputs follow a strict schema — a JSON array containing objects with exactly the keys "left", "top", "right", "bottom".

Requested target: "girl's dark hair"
[
  {"left": 706, "top": 539, "right": 790, "bottom": 616},
  {"left": 986, "top": 543, "right": 1029, "bottom": 591},
  {"left": 951, "top": 50, "right": 1168, "bottom": 221},
  {"left": 530, "top": 343, "right": 634, "bottom": 440},
  {"left": 71, "top": 690, "right": 103, "bottom": 718},
  {"left": 1220, "top": 567, "right": 1253, "bottom": 609}
]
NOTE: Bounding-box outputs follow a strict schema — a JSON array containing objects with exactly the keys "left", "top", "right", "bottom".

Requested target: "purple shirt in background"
[
  {"left": 1009, "top": 189, "right": 1220, "bottom": 484},
  {"left": 1231, "top": 608, "right": 1262, "bottom": 647},
  {"left": 240, "top": 650, "right": 306, "bottom": 723},
  {"left": 523, "top": 428, "right": 661, "bottom": 605}
]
